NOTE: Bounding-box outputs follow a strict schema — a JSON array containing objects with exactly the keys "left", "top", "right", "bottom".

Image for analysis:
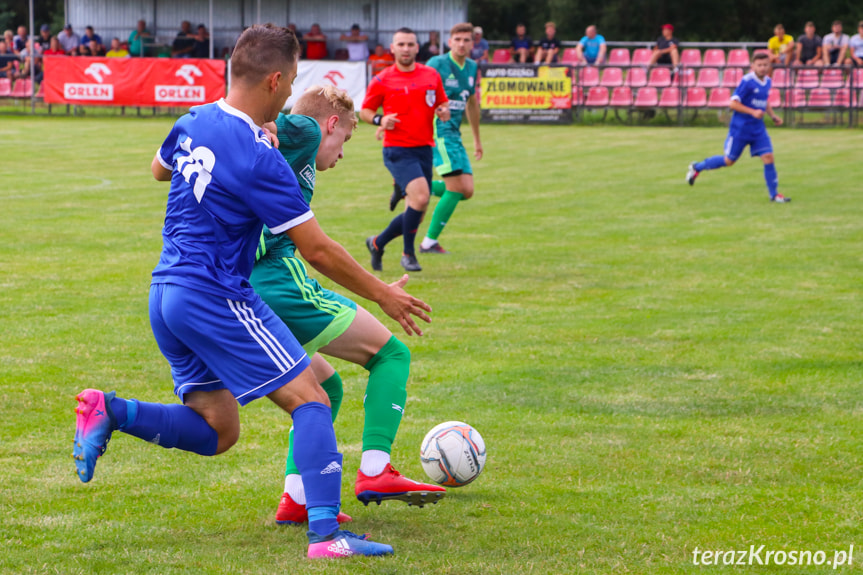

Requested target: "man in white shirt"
[
  {"left": 57, "top": 23, "right": 80, "bottom": 55},
  {"left": 822, "top": 20, "right": 849, "bottom": 66},
  {"left": 340, "top": 24, "right": 369, "bottom": 61},
  {"left": 849, "top": 21, "right": 863, "bottom": 67}
]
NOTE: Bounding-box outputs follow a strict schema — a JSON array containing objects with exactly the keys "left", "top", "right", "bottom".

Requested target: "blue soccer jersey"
[
  {"left": 153, "top": 99, "right": 314, "bottom": 302},
  {"left": 729, "top": 72, "right": 772, "bottom": 135}
]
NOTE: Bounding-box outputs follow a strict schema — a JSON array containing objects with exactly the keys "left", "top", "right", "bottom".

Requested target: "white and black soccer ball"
[{"left": 420, "top": 421, "right": 486, "bottom": 487}]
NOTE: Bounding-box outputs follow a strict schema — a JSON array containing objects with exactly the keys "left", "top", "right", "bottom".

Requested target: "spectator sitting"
[
  {"left": 822, "top": 20, "right": 849, "bottom": 66},
  {"left": 368, "top": 43, "right": 394, "bottom": 75},
  {"left": 767, "top": 23, "right": 794, "bottom": 65},
  {"left": 340, "top": 24, "right": 369, "bottom": 62},
  {"left": 128, "top": 19, "right": 153, "bottom": 57},
  {"left": 418, "top": 30, "right": 441, "bottom": 62},
  {"left": 287, "top": 23, "right": 306, "bottom": 57},
  {"left": 0, "top": 40, "right": 16, "bottom": 78},
  {"left": 534, "top": 21, "right": 561, "bottom": 64},
  {"left": 4, "top": 30, "right": 15, "bottom": 55},
  {"left": 42, "top": 36, "right": 66, "bottom": 56},
  {"left": 575, "top": 24, "right": 607, "bottom": 65},
  {"left": 470, "top": 26, "right": 489, "bottom": 62},
  {"left": 795, "top": 21, "right": 823, "bottom": 66},
  {"left": 16, "top": 38, "right": 42, "bottom": 82},
  {"left": 509, "top": 23, "right": 533, "bottom": 63},
  {"left": 106, "top": 37, "right": 130, "bottom": 57},
  {"left": 171, "top": 20, "right": 196, "bottom": 58},
  {"left": 13, "top": 25, "right": 27, "bottom": 53},
  {"left": 57, "top": 24, "right": 80, "bottom": 55},
  {"left": 849, "top": 21, "right": 863, "bottom": 67},
  {"left": 648, "top": 23, "right": 679, "bottom": 68},
  {"left": 38, "top": 24, "right": 52, "bottom": 51},
  {"left": 192, "top": 24, "right": 210, "bottom": 58},
  {"left": 78, "top": 26, "right": 103, "bottom": 55},
  {"left": 303, "top": 23, "right": 328, "bottom": 60}
]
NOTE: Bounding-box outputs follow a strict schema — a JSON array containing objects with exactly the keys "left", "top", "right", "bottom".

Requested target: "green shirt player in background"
[
  {"left": 252, "top": 86, "right": 445, "bottom": 526},
  {"left": 395, "top": 22, "right": 483, "bottom": 255}
]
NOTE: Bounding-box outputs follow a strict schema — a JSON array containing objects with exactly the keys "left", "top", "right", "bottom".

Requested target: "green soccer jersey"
[
  {"left": 426, "top": 52, "right": 478, "bottom": 136},
  {"left": 256, "top": 113, "right": 321, "bottom": 261}
]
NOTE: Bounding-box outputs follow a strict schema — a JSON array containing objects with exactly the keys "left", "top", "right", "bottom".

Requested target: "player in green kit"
[
  {"left": 251, "top": 86, "right": 445, "bottom": 526},
  {"left": 419, "top": 22, "right": 483, "bottom": 254}
]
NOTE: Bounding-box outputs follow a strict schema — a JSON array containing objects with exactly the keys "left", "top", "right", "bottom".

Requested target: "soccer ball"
[{"left": 420, "top": 421, "right": 486, "bottom": 487}]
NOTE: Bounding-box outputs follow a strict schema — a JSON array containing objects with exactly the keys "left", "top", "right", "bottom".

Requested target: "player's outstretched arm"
[
  {"left": 288, "top": 217, "right": 432, "bottom": 335},
  {"left": 466, "top": 93, "right": 483, "bottom": 160},
  {"left": 151, "top": 153, "right": 172, "bottom": 181}
]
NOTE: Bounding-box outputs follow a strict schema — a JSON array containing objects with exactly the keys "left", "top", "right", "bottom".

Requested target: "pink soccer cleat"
[
  {"left": 72, "top": 389, "right": 117, "bottom": 483},
  {"left": 355, "top": 463, "right": 446, "bottom": 507}
]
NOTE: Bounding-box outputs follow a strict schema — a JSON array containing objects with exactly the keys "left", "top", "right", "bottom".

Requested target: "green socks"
[
  {"left": 362, "top": 336, "right": 410, "bottom": 453},
  {"left": 426, "top": 190, "right": 463, "bottom": 241},
  {"left": 431, "top": 180, "right": 446, "bottom": 197}
]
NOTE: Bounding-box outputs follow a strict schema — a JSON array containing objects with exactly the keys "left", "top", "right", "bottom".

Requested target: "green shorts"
[
  {"left": 433, "top": 132, "right": 472, "bottom": 177},
  {"left": 249, "top": 255, "right": 357, "bottom": 355}
]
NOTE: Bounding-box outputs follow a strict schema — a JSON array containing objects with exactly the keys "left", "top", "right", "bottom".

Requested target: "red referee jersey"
[{"left": 362, "top": 63, "right": 448, "bottom": 148}]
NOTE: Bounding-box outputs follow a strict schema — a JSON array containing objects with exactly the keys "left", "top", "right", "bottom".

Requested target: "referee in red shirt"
[{"left": 362, "top": 27, "right": 450, "bottom": 272}]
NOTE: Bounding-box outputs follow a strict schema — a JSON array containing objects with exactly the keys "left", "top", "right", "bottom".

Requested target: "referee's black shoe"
[
  {"left": 400, "top": 253, "right": 422, "bottom": 272},
  {"left": 366, "top": 236, "right": 384, "bottom": 271}
]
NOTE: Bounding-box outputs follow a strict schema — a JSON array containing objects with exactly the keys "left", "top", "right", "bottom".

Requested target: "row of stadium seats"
[
  {"left": 492, "top": 47, "right": 762, "bottom": 67},
  {"left": 574, "top": 67, "right": 863, "bottom": 89},
  {"left": 575, "top": 86, "right": 862, "bottom": 108},
  {"left": 0, "top": 78, "right": 39, "bottom": 98}
]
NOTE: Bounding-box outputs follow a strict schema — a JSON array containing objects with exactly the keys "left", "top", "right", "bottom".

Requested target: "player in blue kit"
[
  {"left": 70, "top": 24, "right": 431, "bottom": 560},
  {"left": 686, "top": 52, "right": 790, "bottom": 203}
]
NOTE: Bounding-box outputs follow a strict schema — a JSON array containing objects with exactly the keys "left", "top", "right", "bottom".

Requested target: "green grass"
[{"left": 2, "top": 116, "right": 863, "bottom": 574}]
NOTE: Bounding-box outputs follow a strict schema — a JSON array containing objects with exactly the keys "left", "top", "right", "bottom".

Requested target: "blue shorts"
[
  {"left": 724, "top": 130, "right": 773, "bottom": 162},
  {"left": 149, "top": 283, "right": 310, "bottom": 406},
  {"left": 383, "top": 146, "right": 433, "bottom": 191}
]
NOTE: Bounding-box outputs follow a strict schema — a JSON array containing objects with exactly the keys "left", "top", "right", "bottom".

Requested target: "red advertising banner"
[{"left": 42, "top": 57, "right": 226, "bottom": 107}]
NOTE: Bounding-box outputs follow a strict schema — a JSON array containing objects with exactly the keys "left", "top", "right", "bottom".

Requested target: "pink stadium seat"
[
  {"left": 785, "top": 88, "right": 806, "bottom": 107},
  {"left": 608, "top": 48, "right": 630, "bottom": 66},
  {"left": 647, "top": 67, "right": 672, "bottom": 87},
  {"left": 561, "top": 47, "right": 580, "bottom": 64},
  {"left": 600, "top": 67, "right": 624, "bottom": 87},
  {"left": 584, "top": 86, "right": 609, "bottom": 107},
  {"left": 696, "top": 68, "right": 720, "bottom": 88},
  {"left": 609, "top": 86, "right": 633, "bottom": 106},
  {"left": 0, "top": 77, "right": 11, "bottom": 97},
  {"left": 580, "top": 66, "right": 600, "bottom": 87},
  {"left": 702, "top": 49, "right": 726, "bottom": 67},
  {"left": 35, "top": 82, "right": 43, "bottom": 98},
  {"left": 625, "top": 67, "right": 647, "bottom": 87},
  {"left": 631, "top": 48, "right": 652, "bottom": 66},
  {"left": 680, "top": 48, "right": 701, "bottom": 67},
  {"left": 634, "top": 86, "right": 658, "bottom": 107},
  {"left": 771, "top": 68, "right": 790, "bottom": 88},
  {"left": 834, "top": 88, "right": 857, "bottom": 107},
  {"left": 850, "top": 69, "right": 863, "bottom": 88},
  {"left": 768, "top": 89, "right": 781, "bottom": 108},
  {"left": 727, "top": 48, "right": 750, "bottom": 67},
  {"left": 721, "top": 68, "right": 743, "bottom": 88},
  {"left": 807, "top": 88, "right": 832, "bottom": 107},
  {"left": 753, "top": 48, "right": 771, "bottom": 58},
  {"left": 10, "top": 78, "right": 32, "bottom": 97},
  {"left": 820, "top": 68, "right": 844, "bottom": 88},
  {"left": 678, "top": 67, "right": 696, "bottom": 87},
  {"left": 795, "top": 68, "right": 819, "bottom": 88},
  {"left": 684, "top": 87, "right": 707, "bottom": 107},
  {"left": 492, "top": 49, "right": 510, "bottom": 63},
  {"left": 572, "top": 86, "right": 584, "bottom": 105},
  {"left": 658, "top": 87, "right": 680, "bottom": 107},
  {"left": 707, "top": 87, "right": 731, "bottom": 108}
]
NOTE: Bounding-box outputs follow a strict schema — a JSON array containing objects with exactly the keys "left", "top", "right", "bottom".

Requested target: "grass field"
[{"left": 2, "top": 116, "right": 863, "bottom": 574}]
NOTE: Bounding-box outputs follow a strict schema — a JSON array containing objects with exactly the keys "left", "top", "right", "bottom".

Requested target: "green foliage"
[
  {"left": 2, "top": 117, "right": 863, "bottom": 573},
  {"left": 0, "top": 1, "right": 16, "bottom": 32}
]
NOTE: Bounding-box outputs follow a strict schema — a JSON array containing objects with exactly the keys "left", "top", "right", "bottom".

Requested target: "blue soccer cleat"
[
  {"left": 307, "top": 529, "right": 393, "bottom": 558},
  {"left": 72, "top": 389, "right": 117, "bottom": 483}
]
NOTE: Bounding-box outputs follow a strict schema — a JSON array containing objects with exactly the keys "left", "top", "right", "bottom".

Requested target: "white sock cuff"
[
  {"left": 359, "top": 449, "right": 391, "bottom": 477},
  {"left": 284, "top": 473, "right": 306, "bottom": 505}
]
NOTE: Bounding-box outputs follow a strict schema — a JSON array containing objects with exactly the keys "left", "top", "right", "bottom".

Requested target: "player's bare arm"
[
  {"left": 435, "top": 103, "right": 451, "bottom": 123},
  {"left": 766, "top": 102, "right": 782, "bottom": 126},
  {"left": 151, "top": 153, "right": 172, "bottom": 181},
  {"left": 287, "top": 217, "right": 431, "bottom": 335},
  {"left": 466, "top": 93, "right": 483, "bottom": 160}
]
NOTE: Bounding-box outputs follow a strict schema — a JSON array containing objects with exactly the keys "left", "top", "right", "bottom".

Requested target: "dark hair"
[
  {"left": 231, "top": 24, "right": 300, "bottom": 85},
  {"left": 752, "top": 52, "right": 770, "bottom": 62},
  {"left": 833, "top": 20, "right": 842, "bottom": 26},
  {"left": 395, "top": 27, "right": 415, "bottom": 36},
  {"left": 805, "top": 21, "right": 815, "bottom": 27},
  {"left": 450, "top": 22, "right": 474, "bottom": 36}
]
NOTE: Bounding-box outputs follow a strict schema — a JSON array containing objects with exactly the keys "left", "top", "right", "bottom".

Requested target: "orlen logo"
[
  {"left": 64, "top": 62, "right": 114, "bottom": 100},
  {"left": 323, "top": 70, "right": 344, "bottom": 86},
  {"left": 155, "top": 64, "right": 206, "bottom": 103}
]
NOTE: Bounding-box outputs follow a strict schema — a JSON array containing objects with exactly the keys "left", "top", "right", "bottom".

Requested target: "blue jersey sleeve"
[
  {"left": 248, "top": 147, "right": 313, "bottom": 235},
  {"left": 730, "top": 78, "right": 750, "bottom": 103}
]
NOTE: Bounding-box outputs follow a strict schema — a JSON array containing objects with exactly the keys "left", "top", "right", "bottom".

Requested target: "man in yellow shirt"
[
  {"left": 767, "top": 24, "right": 794, "bottom": 65},
  {"left": 106, "top": 37, "right": 130, "bottom": 58}
]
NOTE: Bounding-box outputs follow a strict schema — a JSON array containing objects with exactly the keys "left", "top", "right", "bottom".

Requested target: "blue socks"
[
  {"left": 402, "top": 207, "right": 424, "bottom": 256},
  {"left": 376, "top": 212, "right": 404, "bottom": 250},
  {"left": 694, "top": 155, "right": 728, "bottom": 172},
  {"left": 292, "top": 402, "right": 342, "bottom": 537},
  {"left": 763, "top": 162, "right": 778, "bottom": 197},
  {"left": 110, "top": 397, "right": 218, "bottom": 456}
]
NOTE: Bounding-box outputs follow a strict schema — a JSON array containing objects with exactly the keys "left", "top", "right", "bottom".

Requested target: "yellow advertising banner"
[{"left": 479, "top": 65, "right": 572, "bottom": 123}]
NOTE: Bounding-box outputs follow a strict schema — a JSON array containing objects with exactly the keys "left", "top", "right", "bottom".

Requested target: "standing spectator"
[
  {"left": 470, "top": 26, "right": 489, "bottom": 62},
  {"left": 0, "top": 40, "right": 16, "bottom": 78},
  {"left": 368, "top": 43, "right": 394, "bottom": 75},
  {"left": 509, "top": 23, "right": 533, "bottom": 63},
  {"left": 534, "top": 21, "right": 561, "bottom": 64},
  {"left": 795, "top": 21, "right": 823, "bottom": 66},
  {"left": 128, "top": 19, "right": 152, "bottom": 57},
  {"left": 78, "top": 26, "right": 103, "bottom": 55},
  {"left": 418, "top": 30, "right": 440, "bottom": 62},
  {"left": 192, "top": 24, "right": 210, "bottom": 58},
  {"left": 57, "top": 24, "right": 80, "bottom": 55},
  {"left": 340, "top": 24, "right": 369, "bottom": 62},
  {"left": 304, "top": 23, "right": 328, "bottom": 60},
  {"left": 106, "top": 37, "right": 130, "bottom": 58},
  {"left": 43, "top": 36, "right": 66, "bottom": 56},
  {"left": 767, "top": 23, "right": 794, "bottom": 65},
  {"left": 575, "top": 24, "right": 607, "bottom": 65},
  {"left": 822, "top": 20, "right": 849, "bottom": 66},
  {"left": 849, "top": 21, "right": 863, "bottom": 66},
  {"left": 13, "top": 25, "right": 27, "bottom": 53},
  {"left": 648, "top": 24, "right": 680, "bottom": 68},
  {"left": 172, "top": 21, "right": 196, "bottom": 58},
  {"left": 38, "top": 24, "right": 52, "bottom": 51}
]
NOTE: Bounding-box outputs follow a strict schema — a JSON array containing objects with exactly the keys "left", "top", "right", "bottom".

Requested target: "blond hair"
[{"left": 291, "top": 85, "right": 358, "bottom": 130}]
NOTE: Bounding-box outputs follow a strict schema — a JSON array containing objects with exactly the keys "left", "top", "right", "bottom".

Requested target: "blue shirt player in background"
[
  {"left": 686, "top": 52, "right": 790, "bottom": 203},
  {"left": 71, "top": 24, "right": 431, "bottom": 560}
]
